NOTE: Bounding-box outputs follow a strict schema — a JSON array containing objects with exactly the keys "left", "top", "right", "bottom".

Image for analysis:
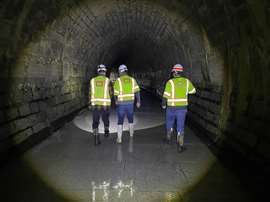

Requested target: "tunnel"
[{"left": 0, "top": 0, "right": 269, "bottom": 201}]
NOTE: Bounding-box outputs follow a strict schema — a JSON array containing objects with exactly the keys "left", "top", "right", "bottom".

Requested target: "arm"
[
  {"left": 162, "top": 97, "right": 167, "bottom": 109},
  {"left": 135, "top": 92, "right": 141, "bottom": 108},
  {"left": 133, "top": 78, "right": 141, "bottom": 108},
  {"left": 113, "top": 79, "right": 119, "bottom": 105},
  {"left": 89, "top": 79, "right": 92, "bottom": 108},
  {"left": 188, "top": 80, "right": 196, "bottom": 94},
  {"left": 135, "top": 92, "right": 141, "bottom": 103},
  {"left": 162, "top": 81, "right": 171, "bottom": 109},
  {"left": 109, "top": 80, "right": 113, "bottom": 97}
]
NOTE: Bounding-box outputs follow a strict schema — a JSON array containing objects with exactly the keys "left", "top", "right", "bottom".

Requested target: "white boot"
[
  {"left": 129, "top": 123, "right": 134, "bottom": 137},
  {"left": 117, "top": 125, "right": 123, "bottom": 143},
  {"left": 177, "top": 133, "right": 185, "bottom": 153},
  {"left": 177, "top": 133, "right": 184, "bottom": 146}
]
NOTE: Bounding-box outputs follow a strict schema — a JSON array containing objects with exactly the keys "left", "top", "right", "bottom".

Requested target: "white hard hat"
[
  {"left": 97, "top": 64, "right": 107, "bottom": 73},
  {"left": 119, "top": 64, "right": 128, "bottom": 73}
]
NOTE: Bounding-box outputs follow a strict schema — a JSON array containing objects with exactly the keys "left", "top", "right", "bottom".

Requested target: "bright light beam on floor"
[{"left": 73, "top": 109, "right": 165, "bottom": 133}]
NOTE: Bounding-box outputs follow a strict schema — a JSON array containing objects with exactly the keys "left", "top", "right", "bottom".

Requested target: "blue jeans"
[
  {"left": 117, "top": 104, "right": 134, "bottom": 125},
  {"left": 166, "top": 107, "right": 187, "bottom": 135}
]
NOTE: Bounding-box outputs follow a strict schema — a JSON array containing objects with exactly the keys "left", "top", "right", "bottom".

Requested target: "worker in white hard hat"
[
  {"left": 113, "top": 64, "right": 141, "bottom": 143},
  {"left": 89, "top": 64, "right": 113, "bottom": 145}
]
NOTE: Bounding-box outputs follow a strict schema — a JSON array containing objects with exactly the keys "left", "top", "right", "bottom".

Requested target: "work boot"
[
  {"left": 164, "top": 129, "right": 173, "bottom": 144},
  {"left": 177, "top": 133, "right": 185, "bottom": 153},
  {"left": 129, "top": 123, "right": 134, "bottom": 137},
  {"left": 104, "top": 126, "right": 109, "bottom": 138},
  {"left": 93, "top": 128, "right": 101, "bottom": 146},
  {"left": 117, "top": 125, "right": 123, "bottom": 143}
]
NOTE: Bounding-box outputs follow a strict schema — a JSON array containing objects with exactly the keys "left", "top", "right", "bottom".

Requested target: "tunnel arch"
[
  {"left": 1, "top": 1, "right": 270, "bottom": 200},
  {"left": 11, "top": 0, "right": 224, "bottom": 141},
  {"left": 15, "top": 0, "right": 223, "bottom": 82}
]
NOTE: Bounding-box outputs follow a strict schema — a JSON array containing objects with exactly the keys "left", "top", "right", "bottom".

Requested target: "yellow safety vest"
[
  {"left": 163, "top": 77, "right": 196, "bottom": 107},
  {"left": 113, "top": 75, "right": 140, "bottom": 102},
  {"left": 90, "top": 75, "right": 111, "bottom": 106}
]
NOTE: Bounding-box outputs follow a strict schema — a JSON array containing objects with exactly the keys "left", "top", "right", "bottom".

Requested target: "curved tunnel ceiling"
[
  {"left": 2, "top": 0, "right": 227, "bottom": 163},
  {"left": 15, "top": 0, "right": 223, "bottom": 87}
]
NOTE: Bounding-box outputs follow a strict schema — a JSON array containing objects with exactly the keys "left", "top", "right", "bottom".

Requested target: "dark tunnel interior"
[{"left": 0, "top": 0, "right": 270, "bottom": 201}]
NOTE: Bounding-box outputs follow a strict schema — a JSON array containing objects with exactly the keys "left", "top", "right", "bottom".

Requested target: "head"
[
  {"left": 97, "top": 64, "right": 107, "bottom": 76},
  {"left": 171, "top": 64, "right": 184, "bottom": 78},
  {"left": 118, "top": 64, "right": 128, "bottom": 76}
]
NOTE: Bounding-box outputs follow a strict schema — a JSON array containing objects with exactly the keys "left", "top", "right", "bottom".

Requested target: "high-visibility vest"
[
  {"left": 163, "top": 77, "right": 196, "bottom": 107},
  {"left": 90, "top": 75, "right": 111, "bottom": 106},
  {"left": 113, "top": 75, "right": 140, "bottom": 102}
]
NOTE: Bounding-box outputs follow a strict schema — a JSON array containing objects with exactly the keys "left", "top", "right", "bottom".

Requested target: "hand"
[
  {"left": 136, "top": 102, "right": 141, "bottom": 108},
  {"left": 162, "top": 105, "right": 166, "bottom": 109}
]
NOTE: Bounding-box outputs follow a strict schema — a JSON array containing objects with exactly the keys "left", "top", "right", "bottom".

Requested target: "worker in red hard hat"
[{"left": 162, "top": 64, "right": 196, "bottom": 153}]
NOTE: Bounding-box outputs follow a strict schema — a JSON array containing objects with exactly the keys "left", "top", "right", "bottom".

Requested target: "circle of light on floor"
[{"left": 73, "top": 109, "right": 165, "bottom": 133}]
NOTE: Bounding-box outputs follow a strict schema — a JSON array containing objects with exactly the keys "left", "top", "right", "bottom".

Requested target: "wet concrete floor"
[{"left": 0, "top": 92, "right": 256, "bottom": 202}]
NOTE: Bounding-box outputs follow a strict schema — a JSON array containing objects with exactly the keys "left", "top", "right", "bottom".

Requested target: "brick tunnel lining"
[
  {"left": 1, "top": 0, "right": 270, "bottom": 167},
  {"left": 0, "top": 0, "right": 224, "bottom": 155}
]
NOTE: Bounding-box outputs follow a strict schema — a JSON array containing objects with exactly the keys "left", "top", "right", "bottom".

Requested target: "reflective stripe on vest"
[
  {"left": 118, "top": 78, "right": 123, "bottom": 101},
  {"left": 103, "top": 78, "right": 108, "bottom": 105},
  {"left": 91, "top": 98, "right": 111, "bottom": 102},
  {"left": 132, "top": 78, "right": 135, "bottom": 94},
  {"left": 166, "top": 78, "right": 189, "bottom": 107},
  {"left": 118, "top": 94, "right": 135, "bottom": 98},
  {"left": 186, "top": 79, "right": 188, "bottom": 95},
  {"left": 189, "top": 88, "right": 196, "bottom": 94},
  {"left": 164, "top": 92, "right": 171, "bottom": 96},
  {"left": 117, "top": 76, "right": 138, "bottom": 101},
  {"left": 169, "top": 80, "right": 175, "bottom": 106},
  {"left": 91, "top": 77, "right": 111, "bottom": 106},
  {"left": 167, "top": 98, "right": 188, "bottom": 102},
  {"left": 91, "top": 78, "right": 95, "bottom": 101}
]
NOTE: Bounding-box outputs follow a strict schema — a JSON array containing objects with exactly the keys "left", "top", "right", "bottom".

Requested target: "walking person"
[
  {"left": 89, "top": 64, "right": 112, "bottom": 145},
  {"left": 162, "top": 64, "right": 196, "bottom": 152},
  {"left": 113, "top": 64, "right": 141, "bottom": 143}
]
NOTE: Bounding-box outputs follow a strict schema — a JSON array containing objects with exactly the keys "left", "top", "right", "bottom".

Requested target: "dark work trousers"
[{"left": 92, "top": 106, "right": 110, "bottom": 130}]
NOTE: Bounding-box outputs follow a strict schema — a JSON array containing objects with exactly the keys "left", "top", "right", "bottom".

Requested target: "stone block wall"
[
  {"left": 181, "top": 0, "right": 270, "bottom": 164},
  {"left": 0, "top": 77, "right": 86, "bottom": 158},
  {"left": 188, "top": 85, "right": 222, "bottom": 141}
]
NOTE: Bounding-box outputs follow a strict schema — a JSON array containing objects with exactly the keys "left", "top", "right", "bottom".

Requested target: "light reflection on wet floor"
[
  {"left": 0, "top": 92, "right": 255, "bottom": 202},
  {"left": 24, "top": 117, "right": 215, "bottom": 201}
]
